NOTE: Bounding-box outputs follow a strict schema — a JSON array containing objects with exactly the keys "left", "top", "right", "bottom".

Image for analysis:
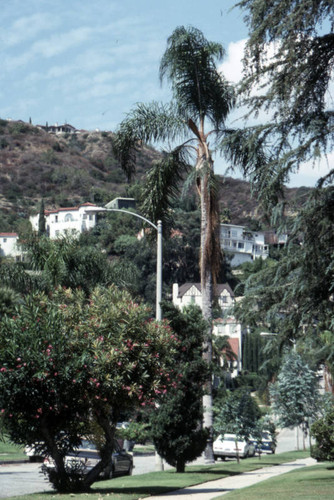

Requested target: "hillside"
[{"left": 0, "top": 119, "right": 310, "bottom": 232}]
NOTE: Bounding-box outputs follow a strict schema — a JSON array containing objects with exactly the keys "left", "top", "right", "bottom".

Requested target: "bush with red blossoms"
[{"left": 0, "top": 285, "right": 179, "bottom": 492}]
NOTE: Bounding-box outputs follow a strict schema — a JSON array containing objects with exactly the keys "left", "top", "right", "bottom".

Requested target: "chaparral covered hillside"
[{"left": 0, "top": 119, "right": 310, "bottom": 232}]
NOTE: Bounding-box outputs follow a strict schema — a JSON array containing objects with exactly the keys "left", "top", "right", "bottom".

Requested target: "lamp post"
[
  {"left": 100, "top": 209, "right": 162, "bottom": 321},
  {"left": 100, "top": 209, "right": 164, "bottom": 470}
]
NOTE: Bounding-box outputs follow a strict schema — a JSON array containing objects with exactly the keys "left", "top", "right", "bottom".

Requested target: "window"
[
  {"left": 238, "top": 242, "right": 244, "bottom": 249},
  {"left": 64, "top": 213, "right": 74, "bottom": 222},
  {"left": 3, "top": 238, "right": 6, "bottom": 243},
  {"left": 55, "top": 215, "right": 58, "bottom": 222}
]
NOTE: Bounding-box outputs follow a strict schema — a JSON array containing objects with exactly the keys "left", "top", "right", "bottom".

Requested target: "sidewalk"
[{"left": 146, "top": 457, "right": 317, "bottom": 500}]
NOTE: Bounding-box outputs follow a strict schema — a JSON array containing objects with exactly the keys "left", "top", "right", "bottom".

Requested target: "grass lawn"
[
  {"left": 0, "top": 438, "right": 26, "bottom": 462},
  {"left": 220, "top": 462, "right": 334, "bottom": 500},
  {"left": 5, "top": 451, "right": 313, "bottom": 500}
]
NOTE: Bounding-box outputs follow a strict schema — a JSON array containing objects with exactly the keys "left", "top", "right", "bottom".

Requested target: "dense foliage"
[
  {"left": 311, "top": 405, "right": 334, "bottom": 462},
  {"left": 151, "top": 302, "right": 209, "bottom": 472},
  {"left": 269, "top": 351, "right": 320, "bottom": 433},
  {"left": 0, "top": 286, "right": 179, "bottom": 492}
]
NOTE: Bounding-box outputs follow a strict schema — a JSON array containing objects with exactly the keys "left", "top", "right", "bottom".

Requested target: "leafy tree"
[
  {"left": 21, "top": 235, "right": 127, "bottom": 295},
  {"left": 113, "top": 26, "right": 237, "bottom": 461},
  {"left": 234, "top": 188, "right": 334, "bottom": 357},
  {"left": 0, "top": 286, "right": 179, "bottom": 492},
  {"left": 151, "top": 302, "right": 209, "bottom": 472},
  {"left": 269, "top": 351, "right": 320, "bottom": 447},
  {"left": 223, "top": 2, "right": 334, "bottom": 368},
  {"left": 214, "top": 388, "right": 261, "bottom": 463},
  {"left": 232, "top": 0, "right": 334, "bottom": 195},
  {"left": 311, "top": 404, "right": 334, "bottom": 462},
  {"left": 242, "top": 331, "right": 264, "bottom": 373}
]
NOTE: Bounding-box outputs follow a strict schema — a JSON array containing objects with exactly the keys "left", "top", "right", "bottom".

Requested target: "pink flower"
[{"left": 0, "top": 367, "right": 7, "bottom": 372}]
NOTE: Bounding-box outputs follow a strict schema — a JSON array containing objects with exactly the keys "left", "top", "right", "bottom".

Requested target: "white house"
[
  {"left": 220, "top": 223, "right": 269, "bottom": 267},
  {"left": 172, "top": 282, "right": 245, "bottom": 377},
  {"left": 172, "top": 282, "right": 235, "bottom": 311},
  {"left": 0, "top": 233, "right": 23, "bottom": 260},
  {"left": 29, "top": 203, "right": 104, "bottom": 239}
]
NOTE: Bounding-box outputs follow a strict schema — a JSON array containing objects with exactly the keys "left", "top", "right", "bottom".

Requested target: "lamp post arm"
[
  {"left": 99, "top": 208, "right": 157, "bottom": 230},
  {"left": 100, "top": 208, "right": 162, "bottom": 321}
]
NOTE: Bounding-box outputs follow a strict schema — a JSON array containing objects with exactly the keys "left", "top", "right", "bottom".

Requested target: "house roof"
[
  {"left": 44, "top": 203, "right": 99, "bottom": 215},
  {"left": 0, "top": 232, "right": 18, "bottom": 237},
  {"left": 177, "top": 282, "right": 234, "bottom": 298},
  {"left": 225, "top": 338, "right": 239, "bottom": 358}
]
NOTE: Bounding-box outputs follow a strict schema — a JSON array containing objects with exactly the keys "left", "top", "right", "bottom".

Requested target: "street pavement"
[
  {"left": 0, "top": 428, "right": 312, "bottom": 498},
  {"left": 146, "top": 456, "right": 317, "bottom": 500}
]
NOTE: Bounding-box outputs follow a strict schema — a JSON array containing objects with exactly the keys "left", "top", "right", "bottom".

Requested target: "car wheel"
[{"left": 127, "top": 463, "right": 133, "bottom": 476}]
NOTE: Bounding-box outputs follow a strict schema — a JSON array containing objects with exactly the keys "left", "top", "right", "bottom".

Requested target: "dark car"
[
  {"left": 250, "top": 432, "right": 276, "bottom": 454},
  {"left": 43, "top": 439, "right": 133, "bottom": 479}
]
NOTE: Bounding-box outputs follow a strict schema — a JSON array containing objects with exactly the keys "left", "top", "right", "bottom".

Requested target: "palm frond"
[
  {"left": 160, "top": 26, "right": 235, "bottom": 128},
  {"left": 113, "top": 102, "right": 188, "bottom": 180},
  {"left": 140, "top": 145, "right": 192, "bottom": 233}
]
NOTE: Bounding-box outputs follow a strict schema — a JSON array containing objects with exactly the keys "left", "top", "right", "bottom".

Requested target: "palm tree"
[{"left": 113, "top": 26, "right": 235, "bottom": 462}]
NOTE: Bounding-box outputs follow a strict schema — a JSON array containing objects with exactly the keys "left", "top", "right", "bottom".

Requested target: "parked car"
[
  {"left": 24, "top": 444, "right": 44, "bottom": 462},
  {"left": 43, "top": 439, "right": 133, "bottom": 479},
  {"left": 213, "top": 433, "right": 256, "bottom": 460},
  {"left": 250, "top": 431, "right": 276, "bottom": 454}
]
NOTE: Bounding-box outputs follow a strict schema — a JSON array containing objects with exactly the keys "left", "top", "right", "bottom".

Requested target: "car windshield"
[{"left": 81, "top": 440, "right": 97, "bottom": 450}]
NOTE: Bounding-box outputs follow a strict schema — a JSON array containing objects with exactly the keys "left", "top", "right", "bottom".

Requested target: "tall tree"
[
  {"left": 270, "top": 350, "right": 320, "bottom": 448},
  {"left": 113, "top": 26, "right": 235, "bottom": 462},
  {"left": 223, "top": 1, "right": 334, "bottom": 361},
  {"left": 151, "top": 302, "right": 209, "bottom": 472},
  {"left": 231, "top": 0, "right": 334, "bottom": 195},
  {"left": 38, "top": 199, "right": 46, "bottom": 236}
]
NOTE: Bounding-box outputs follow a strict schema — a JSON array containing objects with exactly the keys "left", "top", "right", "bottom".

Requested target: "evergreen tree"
[
  {"left": 38, "top": 199, "right": 46, "bottom": 236},
  {"left": 270, "top": 351, "right": 320, "bottom": 440},
  {"left": 151, "top": 302, "right": 209, "bottom": 472}
]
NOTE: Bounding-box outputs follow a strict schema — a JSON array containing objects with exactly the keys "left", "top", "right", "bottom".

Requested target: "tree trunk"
[
  {"left": 176, "top": 459, "right": 185, "bottom": 473},
  {"left": 198, "top": 151, "right": 215, "bottom": 464},
  {"left": 83, "top": 413, "right": 116, "bottom": 489}
]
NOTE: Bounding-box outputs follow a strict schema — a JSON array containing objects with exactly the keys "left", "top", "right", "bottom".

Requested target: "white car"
[
  {"left": 24, "top": 444, "right": 44, "bottom": 462},
  {"left": 213, "top": 433, "right": 256, "bottom": 460}
]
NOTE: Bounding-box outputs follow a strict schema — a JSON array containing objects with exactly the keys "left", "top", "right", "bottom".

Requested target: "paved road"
[
  {"left": 0, "top": 428, "right": 302, "bottom": 498},
  {"left": 0, "top": 455, "right": 162, "bottom": 498}
]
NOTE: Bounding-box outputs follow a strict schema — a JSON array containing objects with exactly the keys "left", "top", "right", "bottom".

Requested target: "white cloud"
[
  {"left": 4, "top": 13, "right": 59, "bottom": 47},
  {"left": 220, "top": 39, "right": 246, "bottom": 84}
]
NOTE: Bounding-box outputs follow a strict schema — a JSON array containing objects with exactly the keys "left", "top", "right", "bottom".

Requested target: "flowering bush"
[{"left": 0, "top": 285, "right": 179, "bottom": 491}]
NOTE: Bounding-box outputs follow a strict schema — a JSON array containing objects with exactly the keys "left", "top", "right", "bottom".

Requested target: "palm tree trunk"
[{"left": 198, "top": 152, "right": 215, "bottom": 464}]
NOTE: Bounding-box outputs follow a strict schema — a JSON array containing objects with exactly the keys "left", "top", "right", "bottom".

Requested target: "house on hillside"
[
  {"left": 0, "top": 233, "right": 24, "bottom": 260},
  {"left": 172, "top": 282, "right": 246, "bottom": 377},
  {"left": 29, "top": 203, "right": 104, "bottom": 239},
  {"left": 220, "top": 223, "right": 269, "bottom": 267},
  {"left": 172, "top": 282, "right": 235, "bottom": 311},
  {"left": 36, "top": 123, "right": 77, "bottom": 134},
  {"left": 105, "top": 197, "right": 136, "bottom": 210}
]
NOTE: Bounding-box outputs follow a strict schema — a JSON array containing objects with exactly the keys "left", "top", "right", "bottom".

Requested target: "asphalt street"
[{"left": 0, "top": 427, "right": 303, "bottom": 498}]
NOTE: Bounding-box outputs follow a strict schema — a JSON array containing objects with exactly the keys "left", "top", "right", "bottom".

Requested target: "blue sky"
[{"left": 1, "top": 0, "right": 326, "bottom": 187}]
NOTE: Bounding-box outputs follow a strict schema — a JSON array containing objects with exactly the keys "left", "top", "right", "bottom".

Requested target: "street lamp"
[
  {"left": 100, "top": 208, "right": 164, "bottom": 469},
  {"left": 99, "top": 209, "right": 162, "bottom": 321}
]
